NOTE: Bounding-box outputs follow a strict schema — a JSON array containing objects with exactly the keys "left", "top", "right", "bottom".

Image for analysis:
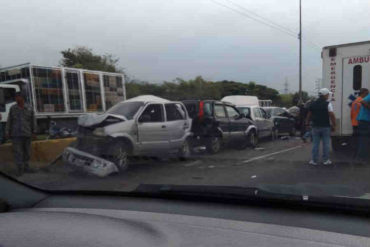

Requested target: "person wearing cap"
[
  {"left": 356, "top": 88, "right": 370, "bottom": 162},
  {"left": 305, "top": 88, "right": 336, "bottom": 165},
  {"left": 5, "top": 92, "right": 36, "bottom": 176},
  {"left": 351, "top": 88, "right": 369, "bottom": 156}
]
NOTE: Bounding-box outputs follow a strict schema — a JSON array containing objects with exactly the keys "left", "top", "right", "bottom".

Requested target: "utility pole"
[
  {"left": 284, "top": 77, "right": 289, "bottom": 94},
  {"left": 298, "top": 0, "right": 303, "bottom": 104}
]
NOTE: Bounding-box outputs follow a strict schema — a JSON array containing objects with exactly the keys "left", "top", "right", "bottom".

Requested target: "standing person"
[
  {"left": 306, "top": 88, "right": 336, "bottom": 165},
  {"left": 351, "top": 88, "right": 369, "bottom": 155},
  {"left": 356, "top": 89, "right": 370, "bottom": 162},
  {"left": 5, "top": 92, "right": 36, "bottom": 176}
]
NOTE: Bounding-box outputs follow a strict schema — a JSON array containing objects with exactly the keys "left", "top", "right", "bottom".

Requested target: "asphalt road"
[{"left": 16, "top": 136, "right": 370, "bottom": 197}]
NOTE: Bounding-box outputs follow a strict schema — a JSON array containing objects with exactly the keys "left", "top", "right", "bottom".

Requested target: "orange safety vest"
[{"left": 351, "top": 96, "right": 363, "bottom": 126}]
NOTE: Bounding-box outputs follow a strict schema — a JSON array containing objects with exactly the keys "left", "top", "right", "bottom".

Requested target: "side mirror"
[
  {"left": 239, "top": 113, "right": 246, "bottom": 119},
  {"left": 138, "top": 114, "right": 151, "bottom": 123}
]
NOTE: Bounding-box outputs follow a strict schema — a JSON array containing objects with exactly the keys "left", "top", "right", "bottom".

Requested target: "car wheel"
[
  {"left": 289, "top": 126, "right": 296, "bottom": 136},
  {"left": 248, "top": 130, "right": 258, "bottom": 148},
  {"left": 179, "top": 138, "right": 192, "bottom": 159},
  {"left": 206, "top": 136, "right": 222, "bottom": 154},
  {"left": 111, "top": 142, "right": 129, "bottom": 172}
]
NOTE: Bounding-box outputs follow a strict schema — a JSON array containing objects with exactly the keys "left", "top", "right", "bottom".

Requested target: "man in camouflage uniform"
[{"left": 6, "top": 92, "right": 36, "bottom": 176}]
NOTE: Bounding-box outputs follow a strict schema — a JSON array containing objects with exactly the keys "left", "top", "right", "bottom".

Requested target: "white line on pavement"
[{"left": 241, "top": 146, "right": 303, "bottom": 164}]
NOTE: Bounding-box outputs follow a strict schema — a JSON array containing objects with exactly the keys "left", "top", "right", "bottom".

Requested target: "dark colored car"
[
  {"left": 183, "top": 100, "right": 258, "bottom": 153},
  {"left": 263, "top": 107, "right": 296, "bottom": 136}
]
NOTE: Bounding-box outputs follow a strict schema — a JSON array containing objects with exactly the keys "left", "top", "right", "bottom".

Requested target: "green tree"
[
  {"left": 278, "top": 94, "right": 294, "bottom": 108},
  {"left": 60, "top": 46, "right": 122, "bottom": 72}
]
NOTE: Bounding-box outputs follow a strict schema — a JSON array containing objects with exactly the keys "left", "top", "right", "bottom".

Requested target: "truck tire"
[{"left": 206, "top": 136, "right": 222, "bottom": 154}]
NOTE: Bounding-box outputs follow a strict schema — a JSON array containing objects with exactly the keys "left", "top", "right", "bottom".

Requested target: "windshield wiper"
[{"left": 134, "top": 184, "right": 370, "bottom": 214}]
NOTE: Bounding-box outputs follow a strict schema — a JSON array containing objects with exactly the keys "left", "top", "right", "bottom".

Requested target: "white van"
[{"left": 322, "top": 40, "right": 370, "bottom": 150}]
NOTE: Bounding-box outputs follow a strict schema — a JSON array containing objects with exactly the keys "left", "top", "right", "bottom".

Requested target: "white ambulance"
[{"left": 322, "top": 40, "right": 370, "bottom": 150}]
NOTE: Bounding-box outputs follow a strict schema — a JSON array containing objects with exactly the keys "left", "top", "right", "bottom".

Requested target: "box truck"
[
  {"left": 322, "top": 40, "right": 370, "bottom": 150},
  {"left": 0, "top": 63, "right": 126, "bottom": 134}
]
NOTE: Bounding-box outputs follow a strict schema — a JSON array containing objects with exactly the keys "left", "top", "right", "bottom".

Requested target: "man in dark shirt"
[
  {"left": 5, "top": 92, "right": 36, "bottom": 176},
  {"left": 306, "top": 88, "right": 336, "bottom": 166}
]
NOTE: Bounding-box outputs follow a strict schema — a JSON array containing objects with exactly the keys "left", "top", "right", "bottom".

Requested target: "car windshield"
[
  {"left": 1, "top": 0, "right": 369, "bottom": 211},
  {"left": 106, "top": 102, "right": 144, "bottom": 120}
]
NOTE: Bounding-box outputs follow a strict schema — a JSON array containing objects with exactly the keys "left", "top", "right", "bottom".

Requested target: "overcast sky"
[{"left": 1, "top": 0, "right": 369, "bottom": 94}]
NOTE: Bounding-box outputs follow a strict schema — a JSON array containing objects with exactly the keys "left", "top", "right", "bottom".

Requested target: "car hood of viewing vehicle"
[{"left": 78, "top": 113, "right": 127, "bottom": 127}]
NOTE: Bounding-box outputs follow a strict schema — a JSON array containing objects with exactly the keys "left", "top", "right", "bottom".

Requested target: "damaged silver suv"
[{"left": 63, "top": 95, "right": 192, "bottom": 176}]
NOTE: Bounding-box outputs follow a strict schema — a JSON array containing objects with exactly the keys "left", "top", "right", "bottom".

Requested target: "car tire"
[
  {"left": 111, "top": 142, "right": 130, "bottom": 172},
  {"left": 178, "top": 138, "right": 192, "bottom": 159},
  {"left": 248, "top": 130, "right": 258, "bottom": 148},
  {"left": 206, "top": 136, "right": 222, "bottom": 154}
]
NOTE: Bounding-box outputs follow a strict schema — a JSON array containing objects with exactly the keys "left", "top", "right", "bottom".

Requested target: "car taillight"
[{"left": 198, "top": 101, "right": 204, "bottom": 120}]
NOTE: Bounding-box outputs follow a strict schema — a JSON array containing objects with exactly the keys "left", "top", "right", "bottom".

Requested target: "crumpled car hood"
[{"left": 78, "top": 113, "right": 127, "bottom": 127}]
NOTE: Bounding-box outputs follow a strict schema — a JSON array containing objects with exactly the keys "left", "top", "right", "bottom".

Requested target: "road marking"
[{"left": 241, "top": 146, "right": 303, "bottom": 164}]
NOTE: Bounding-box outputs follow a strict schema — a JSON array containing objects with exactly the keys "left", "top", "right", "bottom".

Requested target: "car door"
[
  {"left": 214, "top": 104, "right": 230, "bottom": 141},
  {"left": 273, "top": 108, "right": 287, "bottom": 133},
  {"left": 253, "top": 107, "right": 267, "bottom": 137},
  {"left": 165, "top": 103, "right": 189, "bottom": 149},
  {"left": 225, "top": 105, "right": 245, "bottom": 140},
  {"left": 260, "top": 108, "right": 273, "bottom": 137},
  {"left": 137, "top": 103, "right": 169, "bottom": 152}
]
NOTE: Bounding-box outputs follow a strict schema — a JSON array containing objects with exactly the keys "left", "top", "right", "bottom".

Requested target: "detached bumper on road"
[{"left": 63, "top": 147, "right": 119, "bottom": 177}]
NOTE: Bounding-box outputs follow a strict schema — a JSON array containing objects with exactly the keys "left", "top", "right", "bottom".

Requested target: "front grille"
[{"left": 76, "top": 135, "right": 107, "bottom": 154}]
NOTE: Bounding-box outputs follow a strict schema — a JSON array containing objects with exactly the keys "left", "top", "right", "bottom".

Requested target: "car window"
[
  {"left": 139, "top": 104, "right": 164, "bottom": 122},
  {"left": 214, "top": 104, "right": 226, "bottom": 118},
  {"left": 203, "top": 102, "right": 212, "bottom": 117},
  {"left": 184, "top": 102, "right": 198, "bottom": 119},
  {"left": 225, "top": 105, "right": 239, "bottom": 118},
  {"left": 253, "top": 108, "right": 262, "bottom": 118},
  {"left": 260, "top": 108, "right": 268, "bottom": 119},
  {"left": 165, "top": 103, "right": 186, "bottom": 121}
]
